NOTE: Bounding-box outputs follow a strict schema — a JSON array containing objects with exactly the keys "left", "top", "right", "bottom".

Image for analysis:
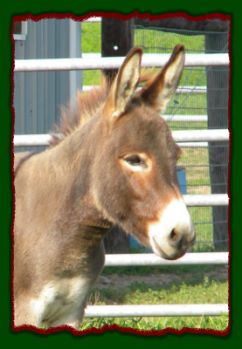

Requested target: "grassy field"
[
  {"left": 79, "top": 20, "right": 228, "bottom": 332},
  {"left": 79, "top": 264, "right": 228, "bottom": 332}
]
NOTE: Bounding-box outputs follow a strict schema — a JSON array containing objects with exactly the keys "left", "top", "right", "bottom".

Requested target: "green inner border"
[{"left": 1, "top": 0, "right": 241, "bottom": 346}]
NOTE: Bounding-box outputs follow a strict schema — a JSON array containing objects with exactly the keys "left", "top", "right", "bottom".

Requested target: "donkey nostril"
[{"left": 169, "top": 229, "right": 178, "bottom": 241}]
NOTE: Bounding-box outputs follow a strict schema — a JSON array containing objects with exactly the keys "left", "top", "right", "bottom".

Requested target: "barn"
[{"left": 14, "top": 19, "right": 82, "bottom": 137}]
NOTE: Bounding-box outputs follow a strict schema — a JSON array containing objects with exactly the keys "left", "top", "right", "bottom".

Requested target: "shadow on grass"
[{"left": 89, "top": 265, "right": 228, "bottom": 305}]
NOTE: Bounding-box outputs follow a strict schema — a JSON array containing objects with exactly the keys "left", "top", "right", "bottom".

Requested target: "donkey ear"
[
  {"left": 104, "top": 47, "right": 142, "bottom": 118},
  {"left": 140, "top": 45, "right": 185, "bottom": 113}
]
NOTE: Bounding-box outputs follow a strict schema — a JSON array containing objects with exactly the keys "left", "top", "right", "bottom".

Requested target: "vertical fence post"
[
  {"left": 101, "top": 18, "right": 133, "bottom": 81},
  {"left": 205, "top": 29, "right": 229, "bottom": 251},
  {"left": 101, "top": 18, "right": 134, "bottom": 253}
]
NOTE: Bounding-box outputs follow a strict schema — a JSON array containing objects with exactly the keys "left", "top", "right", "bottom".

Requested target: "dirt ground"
[{"left": 97, "top": 265, "right": 228, "bottom": 289}]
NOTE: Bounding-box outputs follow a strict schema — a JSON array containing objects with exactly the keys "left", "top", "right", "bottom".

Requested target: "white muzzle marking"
[{"left": 148, "top": 199, "right": 195, "bottom": 259}]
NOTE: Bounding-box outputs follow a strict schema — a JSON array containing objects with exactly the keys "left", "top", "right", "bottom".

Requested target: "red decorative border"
[{"left": 11, "top": 11, "right": 231, "bottom": 337}]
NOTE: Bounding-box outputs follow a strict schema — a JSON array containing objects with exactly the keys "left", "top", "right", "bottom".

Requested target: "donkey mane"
[
  {"left": 50, "top": 72, "right": 155, "bottom": 147},
  {"left": 50, "top": 79, "right": 109, "bottom": 147}
]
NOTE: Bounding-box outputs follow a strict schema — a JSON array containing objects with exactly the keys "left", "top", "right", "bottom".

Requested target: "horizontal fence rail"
[
  {"left": 183, "top": 194, "right": 228, "bottom": 206},
  {"left": 12, "top": 135, "right": 220, "bottom": 149},
  {"left": 104, "top": 252, "right": 228, "bottom": 267},
  {"left": 14, "top": 53, "right": 229, "bottom": 72},
  {"left": 13, "top": 129, "right": 229, "bottom": 147},
  {"left": 163, "top": 115, "right": 208, "bottom": 122},
  {"left": 178, "top": 142, "right": 208, "bottom": 148},
  {"left": 176, "top": 86, "right": 207, "bottom": 94},
  {"left": 174, "top": 129, "right": 229, "bottom": 142},
  {"left": 84, "top": 17, "right": 101, "bottom": 22},
  {"left": 84, "top": 304, "right": 228, "bottom": 318},
  {"left": 83, "top": 85, "right": 207, "bottom": 94}
]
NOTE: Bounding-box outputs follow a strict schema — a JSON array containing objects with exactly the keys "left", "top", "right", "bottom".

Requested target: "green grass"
[
  {"left": 167, "top": 93, "right": 207, "bottom": 116},
  {"left": 79, "top": 265, "right": 228, "bottom": 332},
  {"left": 81, "top": 21, "right": 102, "bottom": 85},
  {"left": 81, "top": 21, "right": 101, "bottom": 53},
  {"left": 134, "top": 27, "right": 205, "bottom": 54},
  {"left": 189, "top": 207, "right": 213, "bottom": 251},
  {"left": 80, "top": 315, "right": 228, "bottom": 332},
  {"left": 178, "top": 147, "right": 210, "bottom": 191},
  {"left": 178, "top": 146, "right": 212, "bottom": 250},
  {"left": 94, "top": 278, "right": 227, "bottom": 305}
]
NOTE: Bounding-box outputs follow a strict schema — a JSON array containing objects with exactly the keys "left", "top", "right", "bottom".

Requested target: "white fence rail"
[
  {"left": 84, "top": 304, "right": 228, "bottom": 318},
  {"left": 105, "top": 252, "right": 228, "bottom": 267},
  {"left": 13, "top": 129, "right": 229, "bottom": 147},
  {"left": 14, "top": 53, "right": 229, "bottom": 72},
  {"left": 83, "top": 85, "right": 207, "bottom": 94},
  {"left": 174, "top": 129, "right": 229, "bottom": 142},
  {"left": 84, "top": 17, "right": 101, "bottom": 22},
  {"left": 163, "top": 115, "right": 208, "bottom": 122},
  {"left": 13, "top": 134, "right": 221, "bottom": 149},
  {"left": 183, "top": 194, "right": 228, "bottom": 206}
]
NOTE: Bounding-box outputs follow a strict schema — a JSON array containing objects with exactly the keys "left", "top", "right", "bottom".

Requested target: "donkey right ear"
[
  {"left": 104, "top": 47, "right": 142, "bottom": 118},
  {"left": 140, "top": 45, "right": 185, "bottom": 113}
]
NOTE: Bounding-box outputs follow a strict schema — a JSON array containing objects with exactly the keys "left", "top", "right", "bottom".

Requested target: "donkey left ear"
[
  {"left": 140, "top": 45, "right": 185, "bottom": 113},
  {"left": 104, "top": 47, "right": 142, "bottom": 118}
]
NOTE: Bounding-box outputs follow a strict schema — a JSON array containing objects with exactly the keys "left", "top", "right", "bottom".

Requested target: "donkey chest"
[{"left": 31, "top": 276, "right": 91, "bottom": 327}]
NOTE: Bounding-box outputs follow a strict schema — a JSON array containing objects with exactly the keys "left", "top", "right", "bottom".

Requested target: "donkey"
[{"left": 13, "top": 45, "right": 195, "bottom": 329}]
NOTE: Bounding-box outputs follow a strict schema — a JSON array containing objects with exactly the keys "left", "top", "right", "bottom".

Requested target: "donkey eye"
[
  {"left": 121, "top": 154, "right": 151, "bottom": 172},
  {"left": 120, "top": 153, "right": 151, "bottom": 172},
  {"left": 125, "top": 155, "right": 144, "bottom": 166}
]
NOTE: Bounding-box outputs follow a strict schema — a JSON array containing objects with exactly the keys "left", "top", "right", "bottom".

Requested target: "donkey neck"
[{"left": 46, "top": 116, "right": 111, "bottom": 238}]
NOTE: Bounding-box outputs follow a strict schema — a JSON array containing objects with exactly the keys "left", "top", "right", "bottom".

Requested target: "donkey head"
[{"left": 92, "top": 46, "right": 195, "bottom": 260}]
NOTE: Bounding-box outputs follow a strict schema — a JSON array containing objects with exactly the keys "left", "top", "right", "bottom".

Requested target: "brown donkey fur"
[{"left": 13, "top": 45, "right": 195, "bottom": 329}]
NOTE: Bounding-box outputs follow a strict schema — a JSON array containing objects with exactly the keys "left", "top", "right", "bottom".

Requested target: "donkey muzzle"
[{"left": 148, "top": 199, "right": 195, "bottom": 260}]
